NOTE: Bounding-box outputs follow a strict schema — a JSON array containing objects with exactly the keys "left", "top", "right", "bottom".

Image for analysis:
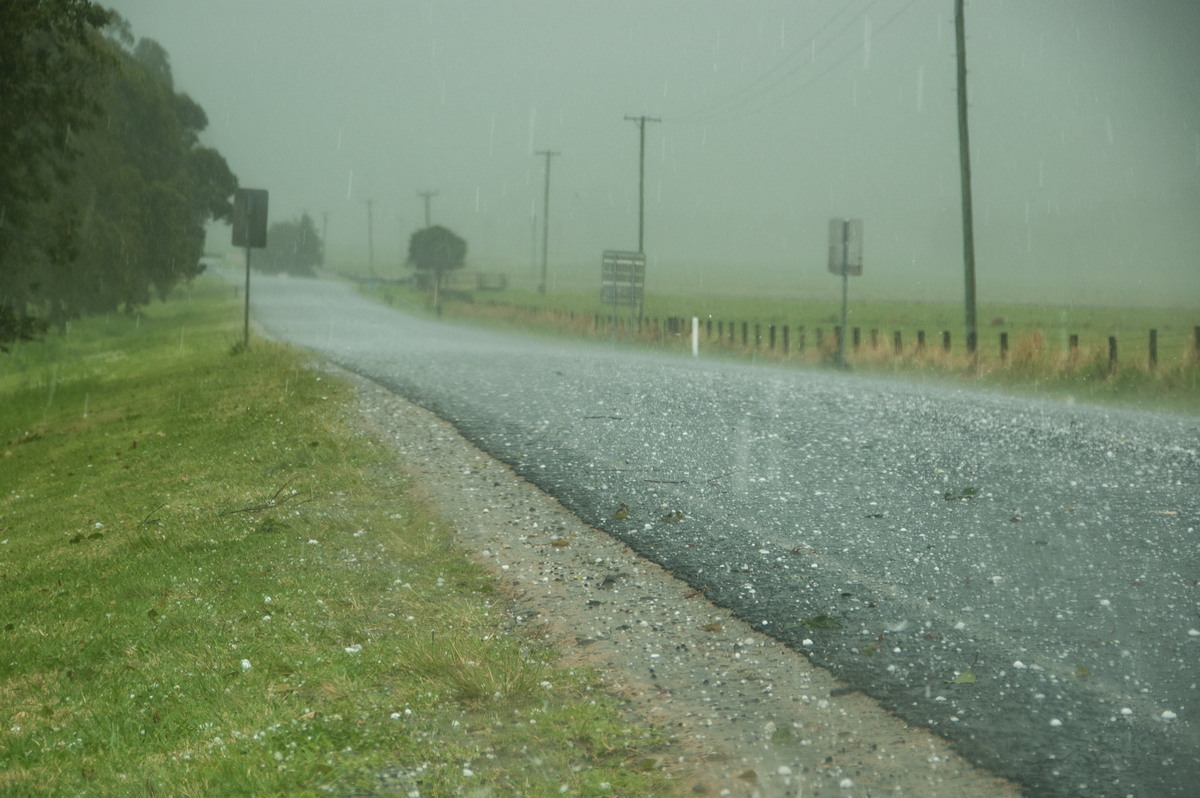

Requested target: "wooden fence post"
[
  {"left": 942, "top": 330, "right": 951, "bottom": 352},
  {"left": 741, "top": 322, "right": 748, "bottom": 347},
  {"left": 852, "top": 327, "right": 861, "bottom": 351},
  {"left": 798, "top": 326, "right": 807, "bottom": 353},
  {"left": 782, "top": 325, "right": 790, "bottom": 354},
  {"left": 769, "top": 325, "right": 776, "bottom": 350},
  {"left": 1108, "top": 335, "right": 1118, "bottom": 374},
  {"left": 917, "top": 330, "right": 925, "bottom": 352},
  {"left": 1148, "top": 329, "right": 1157, "bottom": 369},
  {"left": 1000, "top": 332, "right": 1008, "bottom": 361},
  {"left": 893, "top": 331, "right": 902, "bottom": 354}
]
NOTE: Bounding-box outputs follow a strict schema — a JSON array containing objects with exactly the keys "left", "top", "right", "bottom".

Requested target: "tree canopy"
[
  {"left": 1, "top": 3, "right": 237, "bottom": 349},
  {"left": 407, "top": 225, "right": 467, "bottom": 292},
  {"left": 254, "top": 213, "right": 323, "bottom": 277}
]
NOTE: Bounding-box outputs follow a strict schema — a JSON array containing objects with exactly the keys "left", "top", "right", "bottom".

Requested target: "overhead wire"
[
  {"left": 669, "top": 0, "right": 925, "bottom": 126},
  {"left": 667, "top": 0, "right": 875, "bottom": 125}
]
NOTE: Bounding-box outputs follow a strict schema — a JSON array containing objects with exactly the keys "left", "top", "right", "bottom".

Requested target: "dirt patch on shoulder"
[{"left": 341, "top": 367, "right": 1020, "bottom": 797}]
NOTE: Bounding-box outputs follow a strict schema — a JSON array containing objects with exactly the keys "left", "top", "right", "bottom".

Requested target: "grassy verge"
[
  {"left": 370, "top": 282, "right": 1199, "bottom": 414},
  {"left": 0, "top": 281, "right": 674, "bottom": 797}
]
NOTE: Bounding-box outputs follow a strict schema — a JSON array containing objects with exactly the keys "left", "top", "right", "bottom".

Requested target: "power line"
[
  {"left": 670, "top": 0, "right": 876, "bottom": 124},
  {"left": 671, "top": 0, "right": 921, "bottom": 125}
]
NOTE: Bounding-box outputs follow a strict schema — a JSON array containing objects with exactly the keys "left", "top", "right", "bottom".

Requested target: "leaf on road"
[{"left": 946, "top": 667, "right": 976, "bottom": 684}]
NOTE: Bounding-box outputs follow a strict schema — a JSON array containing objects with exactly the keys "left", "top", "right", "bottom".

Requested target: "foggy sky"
[{"left": 102, "top": 0, "right": 1200, "bottom": 307}]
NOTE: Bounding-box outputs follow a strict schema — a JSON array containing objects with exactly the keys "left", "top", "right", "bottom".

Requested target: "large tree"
[
  {"left": 407, "top": 225, "right": 466, "bottom": 305},
  {"left": 0, "top": 0, "right": 113, "bottom": 346},
  {"left": 1, "top": 8, "right": 237, "bottom": 345},
  {"left": 254, "top": 213, "right": 323, "bottom": 277}
]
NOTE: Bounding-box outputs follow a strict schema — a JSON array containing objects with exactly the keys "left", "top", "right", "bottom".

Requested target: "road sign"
[
  {"left": 232, "top": 189, "right": 269, "bottom": 249},
  {"left": 828, "top": 218, "right": 863, "bottom": 276},
  {"left": 601, "top": 250, "right": 645, "bottom": 305}
]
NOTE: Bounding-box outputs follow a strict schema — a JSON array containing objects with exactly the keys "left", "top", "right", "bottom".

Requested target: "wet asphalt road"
[{"left": 252, "top": 276, "right": 1199, "bottom": 797}]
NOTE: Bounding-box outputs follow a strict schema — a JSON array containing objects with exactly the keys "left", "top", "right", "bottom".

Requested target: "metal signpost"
[
  {"left": 601, "top": 250, "right": 645, "bottom": 336},
  {"left": 827, "top": 218, "right": 863, "bottom": 368},
  {"left": 232, "top": 188, "right": 269, "bottom": 348}
]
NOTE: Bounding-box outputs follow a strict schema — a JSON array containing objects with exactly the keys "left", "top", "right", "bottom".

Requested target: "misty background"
[{"left": 102, "top": 0, "right": 1199, "bottom": 307}]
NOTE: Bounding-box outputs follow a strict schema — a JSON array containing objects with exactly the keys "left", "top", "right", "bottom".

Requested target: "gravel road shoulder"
[{"left": 336, "top": 363, "right": 1021, "bottom": 798}]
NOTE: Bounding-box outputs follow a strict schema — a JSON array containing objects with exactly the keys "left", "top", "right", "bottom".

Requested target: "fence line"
[{"left": 584, "top": 313, "right": 1199, "bottom": 372}]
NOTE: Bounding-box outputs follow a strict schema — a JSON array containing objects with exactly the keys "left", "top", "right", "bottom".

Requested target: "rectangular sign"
[
  {"left": 601, "top": 250, "right": 645, "bottom": 305},
  {"left": 232, "top": 188, "right": 269, "bottom": 248},
  {"left": 827, "top": 218, "right": 863, "bottom": 276}
]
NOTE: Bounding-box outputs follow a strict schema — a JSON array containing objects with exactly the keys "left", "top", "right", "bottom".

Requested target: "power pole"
[
  {"left": 417, "top": 190, "right": 437, "bottom": 228},
  {"left": 321, "top": 211, "right": 329, "bottom": 268},
  {"left": 624, "top": 115, "right": 661, "bottom": 253},
  {"left": 955, "top": 0, "right": 978, "bottom": 355},
  {"left": 362, "top": 199, "right": 375, "bottom": 279},
  {"left": 535, "top": 150, "right": 560, "bottom": 294}
]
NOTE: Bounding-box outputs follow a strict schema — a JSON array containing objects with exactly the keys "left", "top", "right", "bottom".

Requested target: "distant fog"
[{"left": 106, "top": 0, "right": 1200, "bottom": 307}]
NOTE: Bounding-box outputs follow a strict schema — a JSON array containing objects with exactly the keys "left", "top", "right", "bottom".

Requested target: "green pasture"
[
  {"left": 0, "top": 280, "right": 675, "bottom": 796},
  {"left": 371, "top": 280, "right": 1199, "bottom": 413}
]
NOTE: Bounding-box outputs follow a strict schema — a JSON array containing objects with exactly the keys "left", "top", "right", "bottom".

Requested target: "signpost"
[
  {"left": 601, "top": 250, "right": 645, "bottom": 335},
  {"left": 232, "top": 188, "right": 269, "bottom": 348},
  {"left": 828, "top": 218, "right": 863, "bottom": 368}
]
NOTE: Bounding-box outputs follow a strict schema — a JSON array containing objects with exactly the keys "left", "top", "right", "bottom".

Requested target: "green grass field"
[
  {"left": 370, "top": 280, "right": 1199, "bottom": 413},
  {"left": 0, "top": 281, "right": 675, "bottom": 796}
]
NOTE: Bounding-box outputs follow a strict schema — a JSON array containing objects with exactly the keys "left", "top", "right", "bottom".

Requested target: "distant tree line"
[
  {"left": 0, "top": 0, "right": 238, "bottom": 351},
  {"left": 252, "top": 213, "right": 323, "bottom": 277}
]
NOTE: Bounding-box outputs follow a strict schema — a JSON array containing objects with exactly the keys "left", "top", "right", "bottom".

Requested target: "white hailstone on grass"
[
  {"left": 1161, "top": 710, "right": 1178, "bottom": 721},
  {"left": 839, "top": 778, "right": 854, "bottom": 789},
  {"left": 344, "top": 644, "right": 362, "bottom": 654},
  {"left": 1049, "top": 718, "right": 1063, "bottom": 727},
  {"left": 240, "top": 659, "right": 252, "bottom": 671}
]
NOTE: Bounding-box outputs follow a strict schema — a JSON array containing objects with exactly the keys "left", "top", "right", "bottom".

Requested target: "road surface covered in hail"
[{"left": 253, "top": 276, "right": 1198, "bottom": 797}]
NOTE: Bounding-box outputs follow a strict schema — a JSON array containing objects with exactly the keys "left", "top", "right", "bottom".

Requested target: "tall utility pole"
[
  {"left": 535, "top": 150, "right": 560, "bottom": 294},
  {"left": 417, "top": 190, "right": 437, "bottom": 228},
  {"left": 955, "top": 0, "right": 978, "bottom": 355},
  {"left": 624, "top": 115, "right": 661, "bottom": 253},
  {"left": 362, "top": 199, "right": 375, "bottom": 279},
  {"left": 321, "top": 211, "right": 329, "bottom": 267}
]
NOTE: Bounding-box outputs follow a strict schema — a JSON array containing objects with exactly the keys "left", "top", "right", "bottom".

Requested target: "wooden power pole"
[
  {"left": 417, "top": 190, "right": 437, "bottom": 228},
  {"left": 956, "top": 0, "right": 978, "bottom": 354},
  {"left": 624, "top": 115, "right": 661, "bottom": 253},
  {"left": 535, "top": 150, "right": 560, "bottom": 294}
]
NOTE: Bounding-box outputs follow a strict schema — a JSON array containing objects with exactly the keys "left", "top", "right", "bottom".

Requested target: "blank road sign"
[
  {"left": 232, "top": 188, "right": 269, "bottom": 249},
  {"left": 827, "top": 218, "right": 863, "bottom": 276}
]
